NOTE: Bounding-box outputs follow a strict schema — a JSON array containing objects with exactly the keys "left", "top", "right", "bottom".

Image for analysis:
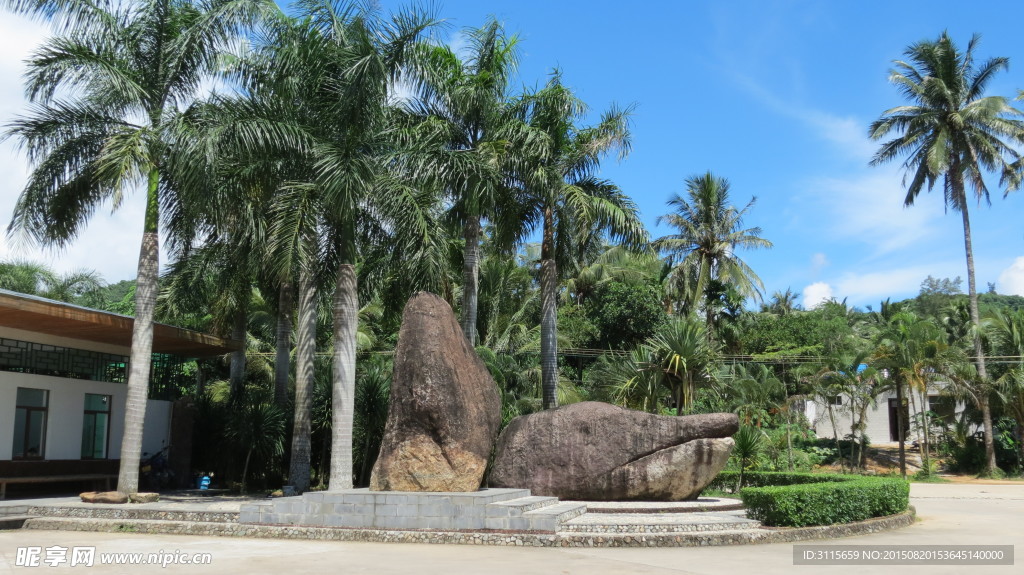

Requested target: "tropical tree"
[
  {"left": 647, "top": 317, "right": 717, "bottom": 415},
  {"left": 402, "top": 18, "right": 527, "bottom": 345},
  {"left": 870, "top": 32, "right": 1024, "bottom": 475},
  {"left": 0, "top": 259, "right": 105, "bottom": 306},
  {"left": 214, "top": 0, "right": 442, "bottom": 490},
  {"left": 517, "top": 72, "right": 647, "bottom": 409},
  {"left": 655, "top": 172, "right": 772, "bottom": 336},
  {"left": 990, "top": 309, "right": 1024, "bottom": 465},
  {"left": 2, "top": 0, "right": 274, "bottom": 494},
  {"left": 721, "top": 363, "right": 785, "bottom": 428},
  {"left": 762, "top": 288, "right": 800, "bottom": 316}
]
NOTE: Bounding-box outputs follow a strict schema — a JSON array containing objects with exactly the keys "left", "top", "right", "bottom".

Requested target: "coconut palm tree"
[
  {"left": 655, "top": 172, "right": 772, "bottom": 335},
  {"left": 2, "top": 0, "right": 274, "bottom": 495},
  {"left": 517, "top": 73, "right": 647, "bottom": 409},
  {"left": 869, "top": 32, "right": 1024, "bottom": 475},
  {"left": 762, "top": 288, "right": 800, "bottom": 316}
]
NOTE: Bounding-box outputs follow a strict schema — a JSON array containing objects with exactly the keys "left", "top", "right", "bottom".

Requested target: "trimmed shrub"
[
  {"left": 708, "top": 471, "right": 909, "bottom": 527},
  {"left": 708, "top": 471, "right": 849, "bottom": 492}
]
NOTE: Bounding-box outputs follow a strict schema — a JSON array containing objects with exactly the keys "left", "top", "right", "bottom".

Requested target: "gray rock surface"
[
  {"left": 370, "top": 292, "right": 502, "bottom": 492},
  {"left": 489, "top": 402, "right": 737, "bottom": 500}
]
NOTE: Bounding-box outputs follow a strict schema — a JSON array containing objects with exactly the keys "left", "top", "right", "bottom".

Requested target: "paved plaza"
[{"left": 0, "top": 482, "right": 1021, "bottom": 574}]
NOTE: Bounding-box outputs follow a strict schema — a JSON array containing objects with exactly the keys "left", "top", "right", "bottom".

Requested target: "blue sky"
[{"left": 2, "top": 0, "right": 1024, "bottom": 309}]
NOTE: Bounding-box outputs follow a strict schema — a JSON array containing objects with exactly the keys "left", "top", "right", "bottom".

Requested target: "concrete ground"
[{"left": 0, "top": 483, "right": 1021, "bottom": 574}]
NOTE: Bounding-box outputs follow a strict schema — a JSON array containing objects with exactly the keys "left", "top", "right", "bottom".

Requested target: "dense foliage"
[{"left": 3, "top": 7, "right": 1024, "bottom": 492}]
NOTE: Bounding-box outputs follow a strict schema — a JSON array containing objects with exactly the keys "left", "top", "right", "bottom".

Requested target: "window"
[
  {"left": 829, "top": 395, "right": 843, "bottom": 406},
  {"left": 81, "top": 394, "right": 112, "bottom": 459},
  {"left": 13, "top": 387, "right": 48, "bottom": 459}
]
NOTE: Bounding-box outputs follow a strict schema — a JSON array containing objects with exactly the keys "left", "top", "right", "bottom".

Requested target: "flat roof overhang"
[{"left": 0, "top": 289, "right": 241, "bottom": 357}]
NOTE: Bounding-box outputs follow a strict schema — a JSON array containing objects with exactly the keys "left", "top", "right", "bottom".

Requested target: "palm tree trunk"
[
  {"left": 896, "top": 379, "right": 906, "bottom": 479},
  {"left": 909, "top": 388, "right": 922, "bottom": 462},
  {"left": 116, "top": 167, "right": 160, "bottom": 495},
  {"left": 288, "top": 272, "right": 315, "bottom": 493},
  {"left": 274, "top": 282, "right": 293, "bottom": 407},
  {"left": 956, "top": 190, "right": 996, "bottom": 475},
  {"left": 330, "top": 261, "right": 358, "bottom": 491},
  {"left": 461, "top": 214, "right": 481, "bottom": 346},
  {"left": 540, "top": 206, "right": 558, "bottom": 411}
]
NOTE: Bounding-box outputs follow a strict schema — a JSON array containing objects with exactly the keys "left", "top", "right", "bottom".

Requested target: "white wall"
[
  {"left": 1, "top": 371, "right": 171, "bottom": 461},
  {"left": 811, "top": 394, "right": 893, "bottom": 442},
  {"left": 811, "top": 389, "right": 970, "bottom": 443}
]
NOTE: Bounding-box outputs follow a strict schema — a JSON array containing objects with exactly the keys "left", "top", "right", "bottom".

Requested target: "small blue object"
[{"left": 199, "top": 475, "right": 211, "bottom": 490}]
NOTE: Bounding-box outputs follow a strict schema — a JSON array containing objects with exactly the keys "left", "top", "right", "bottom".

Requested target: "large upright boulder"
[
  {"left": 489, "top": 402, "right": 737, "bottom": 500},
  {"left": 370, "top": 292, "right": 501, "bottom": 492}
]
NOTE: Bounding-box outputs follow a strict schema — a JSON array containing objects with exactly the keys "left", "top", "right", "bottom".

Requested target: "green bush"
[
  {"left": 708, "top": 470, "right": 848, "bottom": 491},
  {"left": 708, "top": 471, "right": 909, "bottom": 527}
]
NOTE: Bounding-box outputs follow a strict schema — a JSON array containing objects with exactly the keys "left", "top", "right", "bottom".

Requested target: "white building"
[
  {"left": 0, "top": 289, "right": 237, "bottom": 497},
  {"left": 807, "top": 385, "right": 962, "bottom": 444}
]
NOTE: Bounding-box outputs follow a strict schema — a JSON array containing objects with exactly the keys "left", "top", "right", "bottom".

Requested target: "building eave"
[{"left": 0, "top": 289, "right": 241, "bottom": 357}]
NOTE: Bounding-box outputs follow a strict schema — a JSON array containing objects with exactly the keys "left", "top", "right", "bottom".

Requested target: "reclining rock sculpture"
[{"left": 489, "top": 402, "right": 737, "bottom": 500}]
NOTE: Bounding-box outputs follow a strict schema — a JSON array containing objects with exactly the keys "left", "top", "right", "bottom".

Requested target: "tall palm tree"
[
  {"left": 3, "top": 0, "right": 273, "bottom": 495},
  {"left": 402, "top": 19, "right": 528, "bottom": 345},
  {"left": 870, "top": 32, "right": 1024, "bottom": 475},
  {"left": 655, "top": 172, "right": 772, "bottom": 335},
  {"left": 210, "top": 0, "right": 442, "bottom": 490},
  {"left": 518, "top": 73, "right": 647, "bottom": 409}
]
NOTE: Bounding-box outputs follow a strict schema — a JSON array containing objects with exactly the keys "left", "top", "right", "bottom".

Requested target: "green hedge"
[
  {"left": 708, "top": 471, "right": 850, "bottom": 491},
  {"left": 708, "top": 471, "right": 909, "bottom": 527}
]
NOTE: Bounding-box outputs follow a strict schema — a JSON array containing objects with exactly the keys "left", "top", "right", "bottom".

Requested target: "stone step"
[
  {"left": 560, "top": 512, "right": 761, "bottom": 534},
  {"left": 488, "top": 496, "right": 560, "bottom": 513},
  {"left": 578, "top": 498, "right": 744, "bottom": 514},
  {"left": 22, "top": 516, "right": 242, "bottom": 535},
  {"left": 555, "top": 528, "right": 772, "bottom": 546},
  {"left": 26, "top": 505, "right": 239, "bottom": 524},
  {"left": 521, "top": 501, "right": 588, "bottom": 531},
  {"left": 0, "top": 505, "right": 28, "bottom": 516},
  {"left": 23, "top": 516, "right": 775, "bottom": 547},
  {"left": 0, "top": 515, "right": 35, "bottom": 530}
]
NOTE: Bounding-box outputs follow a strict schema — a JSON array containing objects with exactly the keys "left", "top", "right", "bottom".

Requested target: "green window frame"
[
  {"left": 81, "top": 393, "right": 112, "bottom": 459},
  {"left": 12, "top": 387, "right": 48, "bottom": 459}
]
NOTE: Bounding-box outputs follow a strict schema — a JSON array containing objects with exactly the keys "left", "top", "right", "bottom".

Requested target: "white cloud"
[
  {"left": 998, "top": 257, "right": 1024, "bottom": 296},
  {"left": 727, "top": 73, "right": 876, "bottom": 161},
  {"left": 802, "top": 282, "right": 833, "bottom": 309},
  {"left": 802, "top": 169, "right": 950, "bottom": 258},
  {"left": 810, "top": 252, "right": 829, "bottom": 275}
]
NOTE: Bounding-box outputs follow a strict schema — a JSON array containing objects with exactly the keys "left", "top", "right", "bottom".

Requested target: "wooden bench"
[{"left": 0, "top": 474, "right": 117, "bottom": 499}]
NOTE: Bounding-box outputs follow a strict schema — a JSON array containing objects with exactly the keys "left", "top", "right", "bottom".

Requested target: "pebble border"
[{"left": 21, "top": 507, "right": 916, "bottom": 548}]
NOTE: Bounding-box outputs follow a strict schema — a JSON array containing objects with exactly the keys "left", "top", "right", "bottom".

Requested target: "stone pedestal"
[{"left": 239, "top": 488, "right": 586, "bottom": 532}]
